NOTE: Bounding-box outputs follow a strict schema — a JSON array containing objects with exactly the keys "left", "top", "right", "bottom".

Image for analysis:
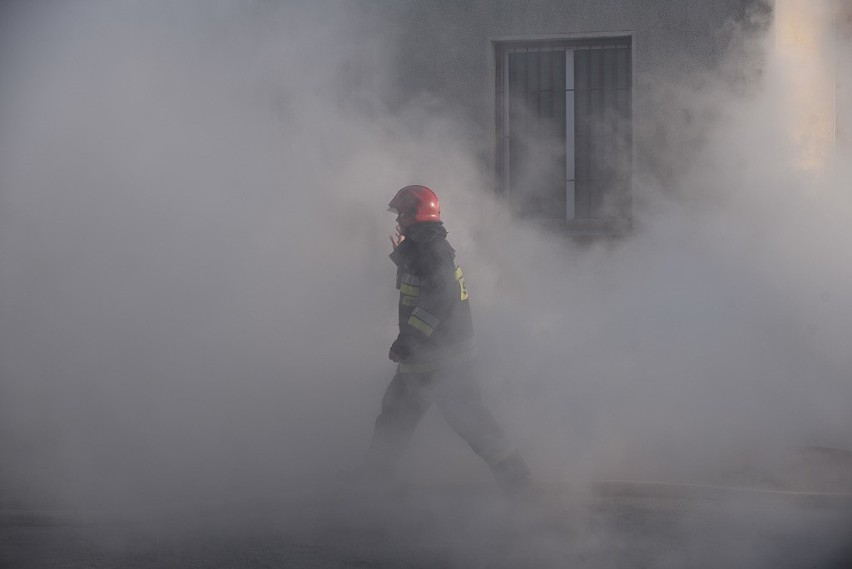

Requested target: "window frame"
[{"left": 493, "top": 34, "right": 634, "bottom": 235}]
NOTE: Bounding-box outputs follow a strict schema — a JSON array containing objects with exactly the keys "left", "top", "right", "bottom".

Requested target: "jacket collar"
[
  {"left": 389, "top": 222, "right": 449, "bottom": 267},
  {"left": 404, "top": 221, "right": 447, "bottom": 243}
]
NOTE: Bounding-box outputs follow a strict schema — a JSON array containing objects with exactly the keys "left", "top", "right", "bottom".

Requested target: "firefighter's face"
[{"left": 388, "top": 207, "right": 403, "bottom": 227}]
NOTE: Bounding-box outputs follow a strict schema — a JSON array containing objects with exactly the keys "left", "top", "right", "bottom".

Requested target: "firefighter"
[{"left": 359, "top": 185, "right": 531, "bottom": 494}]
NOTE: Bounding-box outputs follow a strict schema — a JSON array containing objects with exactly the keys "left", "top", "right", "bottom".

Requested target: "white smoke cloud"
[{"left": 0, "top": 0, "right": 850, "bottom": 566}]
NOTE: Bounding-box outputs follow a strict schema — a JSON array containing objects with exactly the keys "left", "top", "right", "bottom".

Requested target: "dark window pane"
[
  {"left": 574, "top": 84, "right": 590, "bottom": 219},
  {"left": 539, "top": 91, "right": 551, "bottom": 128},
  {"left": 589, "top": 84, "right": 604, "bottom": 218},
  {"left": 554, "top": 86, "right": 566, "bottom": 139},
  {"left": 553, "top": 49, "right": 566, "bottom": 92},
  {"left": 525, "top": 51, "right": 539, "bottom": 94},
  {"left": 590, "top": 48, "right": 602, "bottom": 89},
  {"left": 575, "top": 49, "right": 589, "bottom": 91},
  {"left": 617, "top": 89, "right": 630, "bottom": 123},
  {"left": 552, "top": 50, "right": 566, "bottom": 138},
  {"left": 603, "top": 48, "right": 617, "bottom": 93},
  {"left": 508, "top": 52, "right": 525, "bottom": 100},
  {"left": 616, "top": 47, "right": 630, "bottom": 90},
  {"left": 539, "top": 50, "right": 552, "bottom": 92},
  {"left": 508, "top": 52, "right": 527, "bottom": 138}
]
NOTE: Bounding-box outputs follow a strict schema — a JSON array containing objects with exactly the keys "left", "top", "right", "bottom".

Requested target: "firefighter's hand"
[
  {"left": 389, "top": 225, "right": 405, "bottom": 251},
  {"left": 389, "top": 336, "right": 411, "bottom": 362}
]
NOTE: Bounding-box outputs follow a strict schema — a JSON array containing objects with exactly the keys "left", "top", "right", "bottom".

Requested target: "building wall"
[{"left": 372, "top": 0, "right": 764, "bottom": 220}]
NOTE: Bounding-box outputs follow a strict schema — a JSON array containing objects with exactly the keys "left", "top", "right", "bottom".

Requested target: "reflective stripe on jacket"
[{"left": 390, "top": 222, "right": 474, "bottom": 366}]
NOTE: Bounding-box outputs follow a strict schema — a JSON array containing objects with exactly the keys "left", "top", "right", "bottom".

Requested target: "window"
[{"left": 495, "top": 38, "right": 632, "bottom": 229}]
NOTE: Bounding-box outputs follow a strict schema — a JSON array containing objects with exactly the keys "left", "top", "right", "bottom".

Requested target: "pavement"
[{"left": 2, "top": 481, "right": 852, "bottom": 568}]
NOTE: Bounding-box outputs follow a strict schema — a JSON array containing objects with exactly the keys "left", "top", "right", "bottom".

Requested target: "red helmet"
[{"left": 387, "top": 185, "right": 441, "bottom": 228}]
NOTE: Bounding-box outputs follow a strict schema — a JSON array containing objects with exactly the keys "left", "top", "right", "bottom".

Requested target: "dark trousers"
[{"left": 364, "top": 359, "right": 515, "bottom": 476}]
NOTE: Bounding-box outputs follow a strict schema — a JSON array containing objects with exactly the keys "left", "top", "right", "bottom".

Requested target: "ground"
[{"left": 3, "top": 481, "right": 852, "bottom": 568}]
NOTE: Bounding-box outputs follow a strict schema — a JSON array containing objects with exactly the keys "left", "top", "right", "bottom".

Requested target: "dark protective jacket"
[{"left": 389, "top": 222, "right": 474, "bottom": 370}]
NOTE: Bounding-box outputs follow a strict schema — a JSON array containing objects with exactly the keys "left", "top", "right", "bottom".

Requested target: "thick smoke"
[
  {"left": 0, "top": 0, "right": 511, "bottom": 510},
  {"left": 0, "top": 0, "right": 411, "bottom": 507},
  {"left": 0, "top": 0, "right": 850, "bottom": 565}
]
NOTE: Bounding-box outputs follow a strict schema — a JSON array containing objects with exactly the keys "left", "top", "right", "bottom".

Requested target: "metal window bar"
[{"left": 565, "top": 49, "right": 575, "bottom": 220}]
